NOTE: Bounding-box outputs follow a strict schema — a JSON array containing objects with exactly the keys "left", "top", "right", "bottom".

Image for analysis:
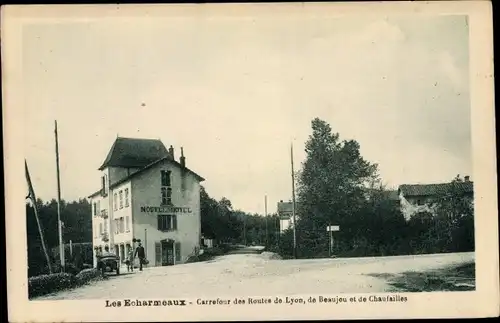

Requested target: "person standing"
[
  {"left": 126, "top": 249, "right": 134, "bottom": 272},
  {"left": 134, "top": 242, "right": 146, "bottom": 271}
]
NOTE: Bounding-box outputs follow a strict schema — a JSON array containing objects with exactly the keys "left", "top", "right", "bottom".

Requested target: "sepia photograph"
[{"left": 3, "top": 2, "right": 498, "bottom": 322}]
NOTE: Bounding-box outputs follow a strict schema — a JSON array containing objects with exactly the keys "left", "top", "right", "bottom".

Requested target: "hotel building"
[{"left": 89, "top": 137, "right": 204, "bottom": 267}]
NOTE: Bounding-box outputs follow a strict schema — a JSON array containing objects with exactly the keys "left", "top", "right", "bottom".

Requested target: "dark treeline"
[
  {"left": 276, "top": 118, "right": 475, "bottom": 259},
  {"left": 200, "top": 186, "right": 278, "bottom": 247},
  {"left": 26, "top": 198, "right": 93, "bottom": 277}
]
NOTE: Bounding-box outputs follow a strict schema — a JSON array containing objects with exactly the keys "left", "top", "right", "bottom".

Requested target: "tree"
[
  {"left": 200, "top": 186, "right": 244, "bottom": 245},
  {"left": 26, "top": 198, "right": 92, "bottom": 276},
  {"left": 433, "top": 175, "right": 475, "bottom": 252},
  {"left": 295, "top": 118, "right": 379, "bottom": 258}
]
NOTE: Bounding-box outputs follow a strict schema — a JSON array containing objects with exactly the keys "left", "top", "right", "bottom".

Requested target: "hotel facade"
[{"left": 89, "top": 137, "right": 204, "bottom": 267}]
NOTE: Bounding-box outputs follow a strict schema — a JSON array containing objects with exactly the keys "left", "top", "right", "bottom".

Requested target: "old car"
[{"left": 96, "top": 254, "right": 120, "bottom": 275}]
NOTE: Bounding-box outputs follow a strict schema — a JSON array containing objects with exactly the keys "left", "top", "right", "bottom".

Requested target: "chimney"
[
  {"left": 180, "top": 147, "right": 186, "bottom": 168},
  {"left": 168, "top": 145, "right": 174, "bottom": 159},
  {"left": 464, "top": 175, "right": 470, "bottom": 182}
]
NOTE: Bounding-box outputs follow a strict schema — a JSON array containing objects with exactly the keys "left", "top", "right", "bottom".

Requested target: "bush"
[
  {"left": 185, "top": 247, "right": 226, "bottom": 263},
  {"left": 76, "top": 268, "right": 104, "bottom": 285},
  {"left": 28, "top": 273, "right": 77, "bottom": 298}
]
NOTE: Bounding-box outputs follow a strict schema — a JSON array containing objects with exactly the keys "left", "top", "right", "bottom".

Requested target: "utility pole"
[
  {"left": 243, "top": 215, "right": 247, "bottom": 246},
  {"left": 291, "top": 143, "right": 297, "bottom": 259},
  {"left": 54, "top": 120, "right": 65, "bottom": 270},
  {"left": 25, "top": 160, "right": 53, "bottom": 274},
  {"left": 265, "top": 195, "right": 268, "bottom": 248}
]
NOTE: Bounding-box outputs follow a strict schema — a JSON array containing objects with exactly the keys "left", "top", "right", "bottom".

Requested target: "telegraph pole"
[
  {"left": 264, "top": 195, "right": 268, "bottom": 248},
  {"left": 25, "top": 160, "right": 53, "bottom": 273},
  {"left": 54, "top": 121, "right": 65, "bottom": 271},
  {"left": 243, "top": 215, "right": 247, "bottom": 246},
  {"left": 291, "top": 143, "right": 297, "bottom": 259}
]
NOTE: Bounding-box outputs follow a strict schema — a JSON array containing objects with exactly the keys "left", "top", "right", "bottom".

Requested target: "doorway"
[
  {"left": 119, "top": 244, "right": 125, "bottom": 261},
  {"left": 160, "top": 239, "right": 175, "bottom": 266}
]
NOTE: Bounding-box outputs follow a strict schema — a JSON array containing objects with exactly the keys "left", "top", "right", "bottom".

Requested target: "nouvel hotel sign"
[{"left": 140, "top": 206, "right": 193, "bottom": 214}]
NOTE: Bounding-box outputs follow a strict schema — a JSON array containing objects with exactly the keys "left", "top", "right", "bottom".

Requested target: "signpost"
[{"left": 327, "top": 225, "right": 340, "bottom": 257}]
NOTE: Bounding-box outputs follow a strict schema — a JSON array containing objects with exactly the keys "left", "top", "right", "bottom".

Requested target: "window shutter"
[
  {"left": 175, "top": 242, "right": 181, "bottom": 262},
  {"left": 173, "top": 215, "right": 178, "bottom": 230},
  {"left": 155, "top": 242, "right": 161, "bottom": 266},
  {"left": 157, "top": 215, "right": 162, "bottom": 231}
]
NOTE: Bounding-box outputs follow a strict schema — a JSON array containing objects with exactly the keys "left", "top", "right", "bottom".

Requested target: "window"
[
  {"left": 119, "top": 190, "right": 123, "bottom": 209},
  {"left": 166, "top": 187, "right": 172, "bottom": 205},
  {"left": 97, "top": 200, "right": 100, "bottom": 214},
  {"left": 99, "top": 223, "right": 103, "bottom": 235},
  {"left": 120, "top": 217, "right": 125, "bottom": 233},
  {"left": 93, "top": 202, "right": 97, "bottom": 216},
  {"left": 161, "top": 170, "right": 173, "bottom": 205},
  {"left": 115, "top": 219, "right": 120, "bottom": 234},
  {"left": 161, "top": 187, "right": 168, "bottom": 205},
  {"left": 125, "top": 216, "right": 130, "bottom": 232},
  {"left": 114, "top": 193, "right": 118, "bottom": 211},
  {"left": 157, "top": 214, "right": 177, "bottom": 231},
  {"left": 103, "top": 220, "right": 108, "bottom": 233},
  {"left": 161, "top": 170, "right": 171, "bottom": 187},
  {"left": 125, "top": 188, "right": 129, "bottom": 207}
]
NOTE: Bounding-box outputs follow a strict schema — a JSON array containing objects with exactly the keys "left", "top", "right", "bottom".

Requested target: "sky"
[{"left": 23, "top": 13, "right": 471, "bottom": 215}]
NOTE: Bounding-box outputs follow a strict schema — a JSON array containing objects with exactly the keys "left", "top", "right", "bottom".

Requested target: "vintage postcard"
[{"left": 3, "top": 1, "right": 498, "bottom": 322}]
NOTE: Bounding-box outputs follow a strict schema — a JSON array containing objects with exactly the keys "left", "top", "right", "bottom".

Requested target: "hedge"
[
  {"left": 28, "top": 273, "right": 78, "bottom": 298},
  {"left": 76, "top": 268, "right": 104, "bottom": 285},
  {"left": 29, "top": 268, "right": 105, "bottom": 298}
]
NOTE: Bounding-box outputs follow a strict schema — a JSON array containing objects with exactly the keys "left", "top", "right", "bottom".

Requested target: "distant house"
[
  {"left": 277, "top": 200, "right": 299, "bottom": 232},
  {"left": 398, "top": 176, "right": 474, "bottom": 220}
]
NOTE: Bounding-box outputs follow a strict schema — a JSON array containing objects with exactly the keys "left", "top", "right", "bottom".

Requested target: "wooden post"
[
  {"left": 329, "top": 225, "right": 333, "bottom": 257},
  {"left": 25, "top": 160, "right": 53, "bottom": 274},
  {"left": 264, "top": 195, "right": 268, "bottom": 248},
  {"left": 144, "top": 229, "right": 147, "bottom": 258},
  {"left": 291, "top": 143, "right": 297, "bottom": 258},
  {"left": 55, "top": 121, "right": 65, "bottom": 270},
  {"left": 243, "top": 215, "right": 247, "bottom": 246}
]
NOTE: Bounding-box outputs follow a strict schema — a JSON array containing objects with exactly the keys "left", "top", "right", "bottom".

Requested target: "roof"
[
  {"left": 399, "top": 181, "right": 473, "bottom": 197},
  {"left": 89, "top": 157, "right": 205, "bottom": 198},
  {"left": 112, "top": 156, "right": 204, "bottom": 188},
  {"left": 98, "top": 137, "right": 171, "bottom": 170}
]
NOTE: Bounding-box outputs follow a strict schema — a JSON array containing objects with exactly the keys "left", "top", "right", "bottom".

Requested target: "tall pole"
[
  {"left": 144, "top": 228, "right": 148, "bottom": 258},
  {"left": 291, "top": 143, "right": 297, "bottom": 259},
  {"left": 55, "top": 120, "right": 65, "bottom": 270},
  {"left": 264, "top": 195, "right": 268, "bottom": 248},
  {"left": 243, "top": 215, "right": 247, "bottom": 246},
  {"left": 25, "top": 160, "right": 53, "bottom": 274}
]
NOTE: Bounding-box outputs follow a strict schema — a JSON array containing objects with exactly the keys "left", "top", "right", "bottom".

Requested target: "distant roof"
[
  {"left": 399, "top": 181, "right": 473, "bottom": 197},
  {"left": 99, "top": 137, "right": 171, "bottom": 170}
]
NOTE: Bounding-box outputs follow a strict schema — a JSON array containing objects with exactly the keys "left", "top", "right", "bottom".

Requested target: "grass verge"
[{"left": 367, "top": 262, "right": 475, "bottom": 292}]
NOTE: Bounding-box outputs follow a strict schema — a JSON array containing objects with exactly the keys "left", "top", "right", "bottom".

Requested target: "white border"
[{"left": 3, "top": 2, "right": 498, "bottom": 321}]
